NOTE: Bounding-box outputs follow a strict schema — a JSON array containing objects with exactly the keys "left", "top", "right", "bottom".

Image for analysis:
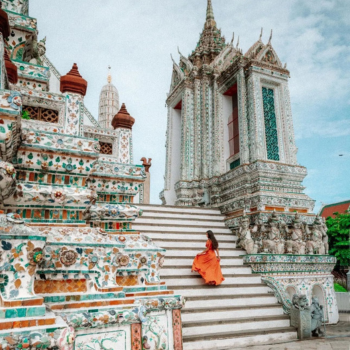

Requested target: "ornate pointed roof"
[
  {"left": 111, "top": 103, "right": 135, "bottom": 130},
  {"left": 189, "top": 0, "right": 226, "bottom": 67},
  {"left": 60, "top": 63, "right": 88, "bottom": 96},
  {"left": 245, "top": 29, "right": 284, "bottom": 69}
]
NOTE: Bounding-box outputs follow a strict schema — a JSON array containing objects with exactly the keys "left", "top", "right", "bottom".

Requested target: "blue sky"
[{"left": 31, "top": 0, "right": 350, "bottom": 210}]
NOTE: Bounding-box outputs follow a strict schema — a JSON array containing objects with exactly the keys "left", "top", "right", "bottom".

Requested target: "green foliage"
[
  {"left": 21, "top": 110, "right": 31, "bottom": 120},
  {"left": 326, "top": 211, "right": 350, "bottom": 267},
  {"left": 334, "top": 283, "right": 348, "bottom": 292}
]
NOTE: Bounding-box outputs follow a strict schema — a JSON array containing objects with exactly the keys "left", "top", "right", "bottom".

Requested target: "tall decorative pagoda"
[
  {"left": 162, "top": 0, "right": 313, "bottom": 226},
  {"left": 0, "top": 1, "right": 183, "bottom": 349},
  {"left": 161, "top": 0, "right": 339, "bottom": 332}
]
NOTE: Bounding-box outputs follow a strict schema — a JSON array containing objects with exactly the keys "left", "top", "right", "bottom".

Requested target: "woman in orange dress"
[{"left": 191, "top": 230, "right": 224, "bottom": 286}]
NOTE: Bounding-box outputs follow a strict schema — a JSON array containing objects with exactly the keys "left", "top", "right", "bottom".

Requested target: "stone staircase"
[{"left": 135, "top": 204, "right": 297, "bottom": 350}]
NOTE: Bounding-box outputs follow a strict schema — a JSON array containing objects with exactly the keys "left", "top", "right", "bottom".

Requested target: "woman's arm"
[
  {"left": 216, "top": 249, "right": 220, "bottom": 261},
  {"left": 197, "top": 247, "right": 209, "bottom": 256}
]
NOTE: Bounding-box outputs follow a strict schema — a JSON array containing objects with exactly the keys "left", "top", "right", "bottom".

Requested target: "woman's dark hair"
[{"left": 207, "top": 230, "right": 218, "bottom": 249}]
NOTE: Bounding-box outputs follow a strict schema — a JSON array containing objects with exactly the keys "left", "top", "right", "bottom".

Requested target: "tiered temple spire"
[
  {"left": 206, "top": 0, "right": 215, "bottom": 22},
  {"left": 190, "top": 0, "right": 226, "bottom": 67}
]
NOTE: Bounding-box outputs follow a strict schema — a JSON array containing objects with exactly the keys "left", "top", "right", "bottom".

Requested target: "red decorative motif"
[
  {"left": 173, "top": 309, "right": 183, "bottom": 350},
  {"left": 0, "top": 4, "right": 10, "bottom": 39},
  {"left": 4, "top": 50, "right": 18, "bottom": 84},
  {"left": 131, "top": 323, "right": 142, "bottom": 350}
]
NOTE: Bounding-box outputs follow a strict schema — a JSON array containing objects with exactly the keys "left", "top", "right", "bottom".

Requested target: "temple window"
[
  {"left": 262, "top": 87, "right": 280, "bottom": 161},
  {"left": 99, "top": 141, "right": 113, "bottom": 155},
  {"left": 230, "top": 158, "right": 240, "bottom": 170},
  {"left": 23, "top": 105, "right": 59, "bottom": 123},
  {"left": 225, "top": 83, "right": 239, "bottom": 157}
]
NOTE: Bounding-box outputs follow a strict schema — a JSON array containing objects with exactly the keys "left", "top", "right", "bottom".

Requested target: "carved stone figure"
[
  {"left": 306, "top": 216, "right": 325, "bottom": 255},
  {"left": 311, "top": 297, "right": 325, "bottom": 337},
  {"left": 321, "top": 217, "right": 329, "bottom": 254},
  {"left": 291, "top": 294, "right": 311, "bottom": 339},
  {"left": 0, "top": 161, "right": 17, "bottom": 204},
  {"left": 238, "top": 215, "right": 258, "bottom": 254},
  {"left": 286, "top": 213, "right": 306, "bottom": 254},
  {"left": 23, "top": 31, "right": 46, "bottom": 66},
  {"left": 262, "top": 211, "right": 285, "bottom": 254},
  {"left": 292, "top": 294, "right": 310, "bottom": 311}
]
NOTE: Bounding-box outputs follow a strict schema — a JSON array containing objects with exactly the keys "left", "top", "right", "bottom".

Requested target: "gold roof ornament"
[{"left": 107, "top": 65, "right": 112, "bottom": 84}]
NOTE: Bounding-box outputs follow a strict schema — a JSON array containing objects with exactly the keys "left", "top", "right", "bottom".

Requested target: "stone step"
[
  {"left": 163, "top": 256, "right": 244, "bottom": 266},
  {"left": 161, "top": 266, "right": 251, "bottom": 276},
  {"left": 133, "top": 224, "right": 232, "bottom": 234},
  {"left": 183, "top": 327, "right": 297, "bottom": 350},
  {"left": 182, "top": 315, "right": 290, "bottom": 337},
  {"left": 164, "top": 248, "right": 245, "bottom": 257},
  {"left": 184, "top": 294, "right": 277, "bottom": 309},
  {"left": 155, "top": 240, "right": 236, "bottom": 249},
  {"left": 136, "top": 217, "right": 227, "bottom": 227},
  {"left": 163, "top": 275, "right": 262, "bottom": 286},
  {"left": 141, "top": 211, "right": 224, "bottom": 220},
  {"left": 147, "top": 233, "right": 237, "bottom": 242},
  {"left": 174, "top": 284, "right": 269, "bottom": 297},
  {"left": 134, "top": 204, "right": 296, "bottom": 349},
  {"left": 137, "top": 204, "right": 221, "bottom": 215},
  {"left": 181, "top": 304, "right": 284, "bottom": 322}
]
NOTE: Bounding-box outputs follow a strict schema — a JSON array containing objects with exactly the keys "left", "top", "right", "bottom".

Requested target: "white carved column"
[
  {"left": 282, "top": 83, "right": 298, "bottom": 165},
  {"left": 212, "top": 77, "right": 225, "bottom": 175},
  {"left": 193, "top": 77, "right": 202, "bottom": 180},
  {"left": 182, "top": 83, "right": 195, "bottom": 180},
  {"left": 237, "top": 67, "right": 250, "bottom": 164},
  {"left": 246, "top": 71, "right": 264, "bottom": 162},
  {"left": 201, "top": 76, "right": 210, "bottom": 179},
  {"left": 163, "top": 107, "right": 172, "bottom": 191}
]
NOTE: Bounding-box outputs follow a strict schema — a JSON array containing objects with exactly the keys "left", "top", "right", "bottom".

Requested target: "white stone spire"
[{"left": 98, "top": 66, "right": 120, "bottom": 129}]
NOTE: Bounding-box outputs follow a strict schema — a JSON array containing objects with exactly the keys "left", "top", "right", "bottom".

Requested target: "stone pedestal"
[
  {"left": 243, "top": 254, "right": 339, "bottom": 324},
  {"left": 290, "top": 308, "right": 311, "bottom": 340}
]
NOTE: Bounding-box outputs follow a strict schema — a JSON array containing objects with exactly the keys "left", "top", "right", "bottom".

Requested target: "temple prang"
[{"left": 161, "top": 0, "right": 339, "bottom": 346}]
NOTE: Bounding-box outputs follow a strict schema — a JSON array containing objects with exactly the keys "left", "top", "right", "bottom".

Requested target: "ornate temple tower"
[
  {"left": 161, "top": 0, "right": 315, "bottom": 226},
  {"left": 98, "top": 66, "right": 120, "bottom": 129}
]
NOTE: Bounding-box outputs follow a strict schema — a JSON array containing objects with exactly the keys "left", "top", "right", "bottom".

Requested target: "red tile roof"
[{"left": 320, "top": 200, "right": 350, "bottom": 219}]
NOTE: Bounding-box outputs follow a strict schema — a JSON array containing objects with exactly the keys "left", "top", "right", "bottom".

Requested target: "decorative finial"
[
  {"left": 107, "top": 65, "right": 112, "bottom": 84},
  {"left": 268, "top": 29, "right": 273, "bottom": 44},
  {"left": 259, "top": 28, "right": 263, "bottom": 41},
  {"left": 206, "top": 0, "right": 215, "bottom": 21},
  {"left": 236, "top": 36, "right": 240, "bottom": 49},
  {"left": 230, "top": 32, "right": 235, "bottom": 45},
  {"left": 177, "top": 46, "right": 185, "bottom": 59}
]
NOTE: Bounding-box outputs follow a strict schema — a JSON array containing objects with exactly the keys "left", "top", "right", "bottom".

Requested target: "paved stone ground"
[{"left": 234, "top": 318, "right": 350, "bottom": 350}]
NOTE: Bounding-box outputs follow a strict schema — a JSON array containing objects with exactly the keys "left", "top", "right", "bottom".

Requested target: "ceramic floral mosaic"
[{"left": 0, "top": 1, "right": 183, "bottom": 348}]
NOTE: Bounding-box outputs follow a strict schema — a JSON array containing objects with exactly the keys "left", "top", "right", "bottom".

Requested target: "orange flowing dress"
[{"left": 192, "top": 240, "right": 224, "bottom": 286}]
